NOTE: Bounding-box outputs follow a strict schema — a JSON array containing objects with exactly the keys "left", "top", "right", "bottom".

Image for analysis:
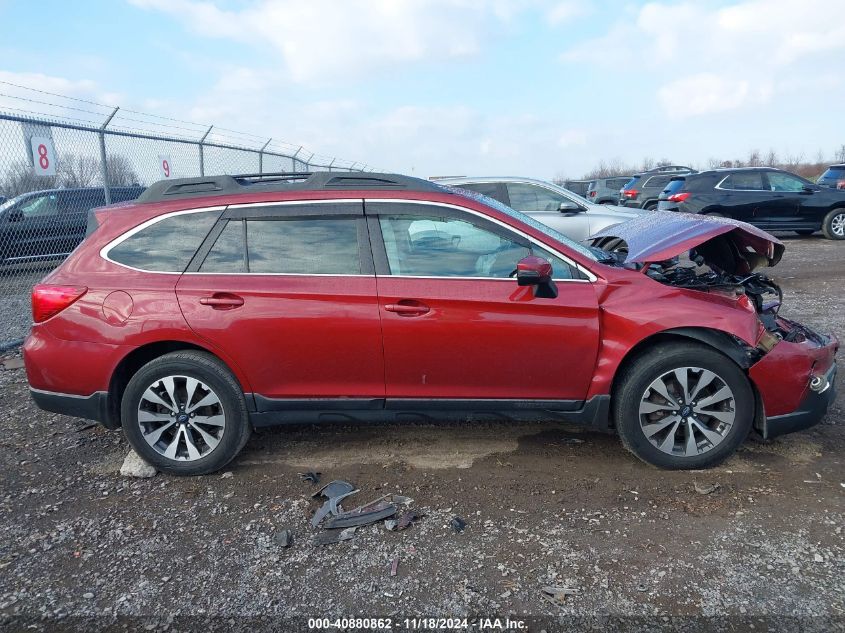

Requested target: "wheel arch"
[
  {"left": 105, "top": 340, "right": 251, "bottom": 429},
  {"left": 608, "top": 326, "right": 765, "bottom": 433},
  {"left": 610, "top": 326, "right": 758, "bottom": 394}
]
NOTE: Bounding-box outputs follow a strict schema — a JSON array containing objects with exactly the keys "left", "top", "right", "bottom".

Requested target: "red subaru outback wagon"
[{"left": 24, "top": 172, "right": 838, "bottom": 475}]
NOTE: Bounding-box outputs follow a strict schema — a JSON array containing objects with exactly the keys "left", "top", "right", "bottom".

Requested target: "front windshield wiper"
[{"left": 588, "top": 245, "right": 618, "bottom": 264}]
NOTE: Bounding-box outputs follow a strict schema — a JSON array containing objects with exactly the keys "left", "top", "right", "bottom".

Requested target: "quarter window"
[
  {"left": 379, "top": 214, "right": 575, "bottom": 279},
  {"left": 107, "top": 210, "right": 219, "bottom": 272},
  {"left": 246, "top": 218, "right": 360, "bottom": 274}
]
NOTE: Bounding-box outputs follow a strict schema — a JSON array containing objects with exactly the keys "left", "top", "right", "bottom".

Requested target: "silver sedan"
[{"left": 433, "top": 176, "right": 643, "bottom": 242}]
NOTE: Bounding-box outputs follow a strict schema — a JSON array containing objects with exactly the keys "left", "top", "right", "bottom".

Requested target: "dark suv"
[
  {"left": 0, "top": 186, "right": 143, "bottom": 264},
  {"left": 620, "top": 166, "right": 695, "bottom": 210},
  {"left": 657, "top": 168, "right": 845, "bottom": 239}
]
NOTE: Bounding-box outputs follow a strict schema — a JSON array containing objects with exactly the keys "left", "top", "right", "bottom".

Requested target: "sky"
[{"left": 0, "top": 0, "right": 843, "bottom": 179}]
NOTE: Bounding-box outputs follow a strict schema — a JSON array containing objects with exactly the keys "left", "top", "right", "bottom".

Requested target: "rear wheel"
[
  {"left": 613, "top": 343, "right": 753, "bottom": 469},
  {"left": 644, "top": 202, "right": 657, "bottom": 211},
  {"left": 121, "top": 351, "right": 251, "bottom": 475},
  {"left": 822, "top": 209, "right": 845, "bottom": 240}
]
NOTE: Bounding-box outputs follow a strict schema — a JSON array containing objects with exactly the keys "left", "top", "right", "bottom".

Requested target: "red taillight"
[
  {"left": 31, "top": 285, "right": 87, "bottom": 323},
  {"left": 589, "top": 190, "right": 596, "bottom": 197},
  {"left": 837, "top": 180, "right": 845, "bottom": 190},
  {"left": 622, "top": 189, "right": 638, "bottom": 199},
  {"left": 667, "top": 192, "right": 691, "bottom": 203}
]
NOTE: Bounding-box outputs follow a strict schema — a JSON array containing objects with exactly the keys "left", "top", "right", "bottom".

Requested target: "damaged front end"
[{"left": 593, "top": 212, "right": 839, "bottom": 438}]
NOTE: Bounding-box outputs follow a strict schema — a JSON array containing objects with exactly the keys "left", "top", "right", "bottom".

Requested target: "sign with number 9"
[{"left": 158, "top": 155, "right": 173, "bottom": 179}]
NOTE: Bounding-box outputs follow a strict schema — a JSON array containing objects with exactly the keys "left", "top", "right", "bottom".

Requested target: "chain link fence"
[{"left": 0, "top": 90, "right": 369, "bottom": 344}]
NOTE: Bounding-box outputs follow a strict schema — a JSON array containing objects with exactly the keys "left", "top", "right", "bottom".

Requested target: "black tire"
[
  {"left": 821, "top": 208, "right": 845, "bottom": 240},
  {"left": 795, "top": 229, "right": 815, "bottom": 236},
  {"left": 121, "top": 351, "right": 251, "bottom": 476},
  {"left": 643, "top": 201, "right": 657, "bottom": 211},
  {"left": 613, "top": 343, "right": 753, "bottom": 470}
]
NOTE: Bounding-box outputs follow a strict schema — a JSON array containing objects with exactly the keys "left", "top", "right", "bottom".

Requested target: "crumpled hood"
[{"left": 592, "top": 211, "right": 784, "bottom": 273}]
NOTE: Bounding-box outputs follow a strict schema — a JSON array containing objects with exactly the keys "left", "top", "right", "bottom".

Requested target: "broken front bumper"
[
  {"left": 763, "top": 362, "right": 837, "bottom": 439},
  {"left": 750, "top": 325, "right": 839, "bottom": 440}
]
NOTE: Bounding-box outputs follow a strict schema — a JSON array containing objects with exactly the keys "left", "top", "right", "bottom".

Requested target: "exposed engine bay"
[{"left": 644, "top": 251, "right": 822, "bottom": 345}]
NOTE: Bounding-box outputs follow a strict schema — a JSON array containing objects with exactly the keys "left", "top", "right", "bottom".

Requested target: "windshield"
[{"left": 442, "top": 185, "right": 598, "bottom": 261}]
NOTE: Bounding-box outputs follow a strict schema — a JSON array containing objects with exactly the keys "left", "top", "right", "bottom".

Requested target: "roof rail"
[
  {"left": 643, "top": 165, "right": 694, "bottom": 174},
  {"left": 136, "top": 171, "right": 444, "bottom": 204}
]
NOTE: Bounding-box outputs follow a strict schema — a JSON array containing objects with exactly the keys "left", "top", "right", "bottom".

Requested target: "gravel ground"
[
  {"left": 0, "top": 265, "right": 53, "bottom": 344},
  {"left": 0, "top": 236, "right": 843, "bottom": 632}
]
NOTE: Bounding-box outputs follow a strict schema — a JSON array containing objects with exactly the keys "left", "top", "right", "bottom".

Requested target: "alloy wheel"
[
  {"left": 832, "top": 212, "right": 845, "bottom": 237},
  {"left": 638, "top": 366, "right": 735, "bottom": 457},
  {"left": 137, "top": 375, "right": 226, "bottom": 461}
]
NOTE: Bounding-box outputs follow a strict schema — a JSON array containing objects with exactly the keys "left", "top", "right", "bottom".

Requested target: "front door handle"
[
  {"left": 384, "top": 300, "right": 430, "bottom": 316},
  {"left": 199, "top": 293, "right": 244, "bottom": 310}
]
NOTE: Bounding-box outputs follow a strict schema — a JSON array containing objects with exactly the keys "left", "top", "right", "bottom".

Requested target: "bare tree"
[
  {"left": 836, "top": 144, "right": 845, "bottom": 163},
  {"left": 1, "top": 153, "right": 139, "bottom": 198}
]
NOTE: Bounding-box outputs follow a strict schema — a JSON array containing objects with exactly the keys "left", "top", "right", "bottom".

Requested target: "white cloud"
[
  {"left": 0, "top": 71, "right": 122, "bottom": 122},
  {"left": 129, "top": 0, "right": 511, "bottom": 82},
  {"left": 546, "top": 1, "right": 588, "bottom": 26},
  {"left": 558, "top": 128, "right": 587, "bottom": 147},
  {"left": 561, "top": 0, "right": 845, "bottom": 118},
  {"left": 657, "top": 73, "right": 773, "bottom": 119}
]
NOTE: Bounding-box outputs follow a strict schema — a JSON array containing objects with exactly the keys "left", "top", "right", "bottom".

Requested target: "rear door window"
[
  {"left": 106, "top": 210, "right": 220, "bottom": 272},
  {"left": 246, "top": 218, "right": 361, "bottom": 275},
  {"left": 719, "top": 172, "right": 765, "bottom": 191},
  {"left": 455, "top": 182, "right": 505, "bottom": 204},
  {"left": 506, "top": 183, "right": 573, "bottom": 213}
]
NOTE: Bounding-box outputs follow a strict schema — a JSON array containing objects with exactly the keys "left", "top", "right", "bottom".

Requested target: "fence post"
[
  {"left": 328, "top": 158, "right": 335, "bottom": 172},
  {"left": 259, "top": 138, "right": 272, "bottom": 174},
  {"left": 292, "top": 146, "right": 303, "bottom": 172},
  {"left": 199, "top": 126, "right": 213, "bottom": 176},
  {"left": 99, "top": 107, "right": 119, "bottom": 204}
]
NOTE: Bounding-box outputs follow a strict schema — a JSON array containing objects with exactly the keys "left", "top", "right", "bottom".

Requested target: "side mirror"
[
  {"left": 801, "top": 185, "right": 816, "bottom": 194},
  {"left": 559, "top": 201, "right": 583, "bottom": 213},
  {"left": 515, "top": 256, "right": 558, "bottom": 298}
]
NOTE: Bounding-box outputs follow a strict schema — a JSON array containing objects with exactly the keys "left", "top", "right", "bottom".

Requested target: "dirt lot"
[{"left": 0, "top": 236, "right": 843, "bottom": 632}]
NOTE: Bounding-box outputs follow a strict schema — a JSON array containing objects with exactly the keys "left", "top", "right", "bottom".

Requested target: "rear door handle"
[
  {"left": 199, "top": 293, "right": 244, "bottom": 310},
  {"left": 384, "top": 301, "right": 430, "bottom": 316}
]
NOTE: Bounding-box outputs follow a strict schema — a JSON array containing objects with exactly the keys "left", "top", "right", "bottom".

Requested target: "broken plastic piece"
[
  {"left": 390, "top": 557, "right": 399, "bottom": 577},
  {"left": 313, "top": 527, "right": 357, "bottom": 546},
  {"left": 312, "top": 480, "right": 354, "bottom": 500},
  {"left": 324, "top": 503, "right": 397, "bottom": 529},
  {"left": 450, "top": 516, "right": 466, "bottom": 533},
  {"left": 298, "top": 471, "right": 321, "bottom": 484}
]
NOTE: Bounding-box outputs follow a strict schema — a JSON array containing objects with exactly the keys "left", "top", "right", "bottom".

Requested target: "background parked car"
[
  {"left": 0, "top": 186, "right": 144, "bottom": 264},
  {"left": 563, "top": 179, "right": 591, "bottom": 198},
  {"left": 586, "top": 176, "right": 631, "bottom": 205},
  {"left": 818, "top": 164, "right": 845, "bottom": 190},
  {"left": 657, "top": 167, "right": 845, "bottom": 239},
  {"left": 619, "top": 166, "right": 696, "bottom": 210},
  {"left": 433, "top": 176, "right": 642, "bottom": 242}
]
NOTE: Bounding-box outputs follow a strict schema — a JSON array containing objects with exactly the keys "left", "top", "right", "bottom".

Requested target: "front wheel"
[
  {"left": 822, "top": 209, "right": 845, "bottom": 240},
  {"left": 613, "top": 343, "right": 753, "bottom": 469},
  {"left": 121, "top": 351, "right": 251, "bottom": 475}
]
